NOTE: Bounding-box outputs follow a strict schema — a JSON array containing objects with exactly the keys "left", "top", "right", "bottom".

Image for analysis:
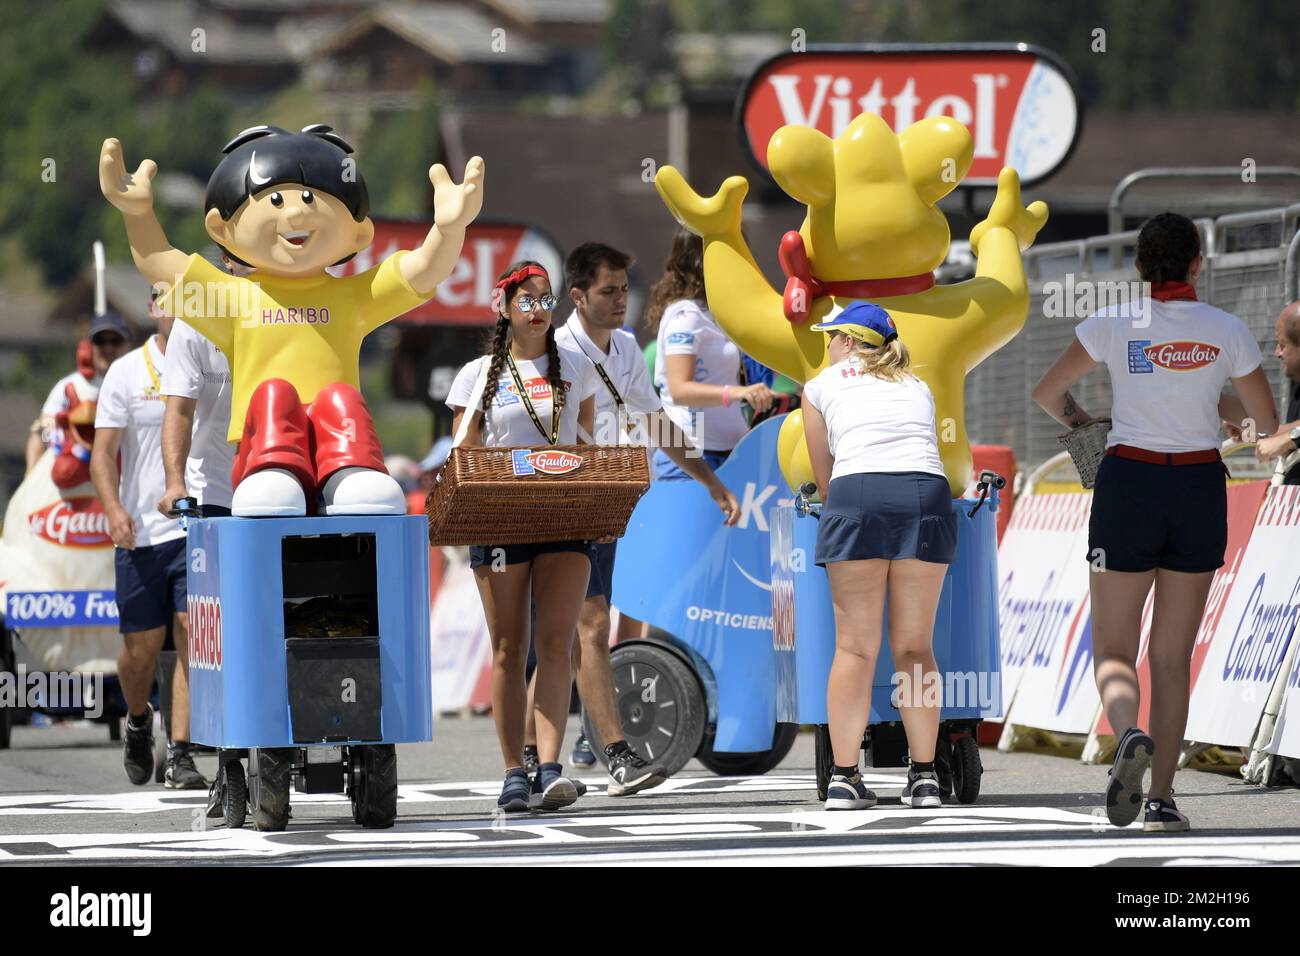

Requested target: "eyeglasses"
[{"left": 516, "top": 294, "right": 556, "bottom": 314}]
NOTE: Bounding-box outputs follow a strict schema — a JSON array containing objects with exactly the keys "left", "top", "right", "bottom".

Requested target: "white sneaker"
[
  {"left": 232, "top": 468, "right": 306, "bottom": 517},
  {"left": 321, "top": 467, "right": 406, "bottom": 516}
]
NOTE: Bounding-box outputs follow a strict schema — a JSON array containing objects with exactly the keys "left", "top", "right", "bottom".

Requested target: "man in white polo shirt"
[
  {"left": 536, "top": 242, "right": 739, "bottom": 795},
  {"left": 92, "top": 293, "right": 205, "bottom": 790}
]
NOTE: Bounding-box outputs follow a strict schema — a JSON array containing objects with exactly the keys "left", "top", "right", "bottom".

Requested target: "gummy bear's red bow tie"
[{"left": 778, "top": 231, "right": 936, "bottom": 324}]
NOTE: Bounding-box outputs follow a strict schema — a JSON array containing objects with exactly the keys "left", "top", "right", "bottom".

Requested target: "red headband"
[{"left": 494, "top": 264, "right": 549, "bottom": 292}]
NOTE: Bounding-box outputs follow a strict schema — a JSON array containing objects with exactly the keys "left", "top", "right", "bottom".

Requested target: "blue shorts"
[
  {"left": 815, "top": 471, "right": 957, "bottom": 566},
  {"left": 468, "top": 540, "right": 590, "bottom": 569},
  {"left": 114, "top": 536, "right": 187, "bottom": 634},
  {"left": 653, "top": 448, "right": 729, "bottom": 482},
  {"left": 1088, "top": 454, "right": 1227, "bottom": 573},
  {"left": 586, "top": 539, "right": 617, "bottom": 602}
]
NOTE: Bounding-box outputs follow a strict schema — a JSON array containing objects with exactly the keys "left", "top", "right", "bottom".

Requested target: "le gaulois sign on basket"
[
  {"left": 331, "top": 219, "right": 564, "bottom": 326},
  {"left": 737, "top": 44, "right": 1082, "bottom": 187}
]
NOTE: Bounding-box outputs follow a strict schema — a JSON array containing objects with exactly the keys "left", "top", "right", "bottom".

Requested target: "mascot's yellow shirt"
[{"left": 162, "top": 252, "right": 430, "bottom": 441}]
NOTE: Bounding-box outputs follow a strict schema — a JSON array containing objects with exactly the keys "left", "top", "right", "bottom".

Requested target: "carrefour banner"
[
  {"left": 1185, "top": 485, "right": 1300, "bottom": 747},
  {"left": 613, "top": 418, "right": 793, "bottom": 753},
  {"left": 1000, "top": 493, "right": 1096, "bottom": 733},
  {"left": 997, "top": 492, "right": 1092, "bottom": 726}
]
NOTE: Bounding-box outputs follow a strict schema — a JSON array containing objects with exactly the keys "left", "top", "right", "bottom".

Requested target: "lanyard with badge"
[
  {"left": 506, "top": 353, "right": 560, "bottom": 445},
  {"left": 572, "top": 337, "right": 632, "bottom": 442},
  {"left": 142, "top": 339, "right": 162, "bottom": 399}
]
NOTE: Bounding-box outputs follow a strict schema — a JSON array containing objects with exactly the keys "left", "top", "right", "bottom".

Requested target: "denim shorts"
[{"left": 815, "top": 471, "right": 957, "bottom": 566}]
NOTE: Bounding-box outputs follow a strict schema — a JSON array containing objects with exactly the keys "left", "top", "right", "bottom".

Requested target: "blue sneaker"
[
  {"left": 529, "top": 762, "right": 578, "bottom": 812},
  {"left": 497, "top": 769, "right": 531, "bottom": 813},
  {"left": 825, "top": 772, "right": 877, "bottom": 811},
  {"left": 571, "top": 734, "right": 597, "bottom": 767}
]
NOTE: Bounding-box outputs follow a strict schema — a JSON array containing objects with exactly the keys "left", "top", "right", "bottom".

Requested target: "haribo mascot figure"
[
  {"left": 654, "top": 114, "right": 1047, "bottom": 497},
  {"left": 99, "top": 124, "right": 485, "bottom": 516}
]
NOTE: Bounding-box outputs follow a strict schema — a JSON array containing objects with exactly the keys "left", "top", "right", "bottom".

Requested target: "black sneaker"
[
  {"left": 1143, "top": 793, "right": 1190, "bottom": 833},
  {"left": 1106, "top": 727, "right": 1154, "bottom": 827},
  {"left": 571, "top": 733, "right": 597, "bottom": 767},
  {"left": 497, "top": 769, "right": 531, "bottom": 813},
  {"left": 825, "top": 772, "right": 877, "bottom": 810},
  {"left": 607, "top": 746, "right": 668, "bottom": 797},
  {"left": 164, "top": 745, "right": 208, "bottom": 790},
  {"left": 901, "top": 769, "right": 942, "bottom": 808},
  {"left": 529, "top": 762, "right": 578, "bottom": 812},
  {"left": 122, "top": 706, "right": 154, "bottom": 786}
]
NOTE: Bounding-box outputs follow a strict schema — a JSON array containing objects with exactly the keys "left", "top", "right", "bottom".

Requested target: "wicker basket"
[
  {"left": 425, "top": 444, "right": 651, "bottom": 546},
  {"left": 1058, "top": 418, "right": 1112, "bottom": 489}
]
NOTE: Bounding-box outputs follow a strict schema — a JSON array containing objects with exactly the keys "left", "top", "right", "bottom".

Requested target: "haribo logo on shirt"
[{"left": 1143, "top": 341, "right": 1221, "bottom": 371}]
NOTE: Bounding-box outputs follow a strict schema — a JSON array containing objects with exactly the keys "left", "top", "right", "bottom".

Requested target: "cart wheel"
[
  {"left": 581, "top": 642, "right": 706, "bottom": 777},
  {"left": 349, "top": 745, "right": 398, "bottom": 829},
  {"left": 934, "top": 727, "right": 954, "bottom": 798},
  {"left": 697, "top": 723, "right": 799, "bottom": 777},
  {"left": 222, "top": 761, "right": 247, "bottom": 830},
  {"left": 814, "top": 724, "right": 833, "bottom": 801},
  {"left": 153, "top": 736, "right": 167, "bottom": 784},
  {"left": 951, "top": 735, "right": 982, "bottom": 804},
  {"left": 249, "top": 747, "right": 293, "bottom": 831}
]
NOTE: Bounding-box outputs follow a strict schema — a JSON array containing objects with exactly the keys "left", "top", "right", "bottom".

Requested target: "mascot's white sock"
[
  {"left": 232, "top": 467, "right": 307, "bottom": 517},
  {"left": 321, "top": 467, "right": 406, "bottom": 516}
]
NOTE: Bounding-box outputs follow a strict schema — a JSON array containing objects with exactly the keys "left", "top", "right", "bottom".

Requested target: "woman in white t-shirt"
[
  {"left": 446, "top": 260, "right": 599, "bottom": 815},
  {"left": 1033, "top": 213, "right": 1278, "bottom": 833},
  {"left": 646, "top": 230, "right": 774, "bottom": 479},
  {"left": 800, "top": 301, "right": 956, "bottom": 813}
]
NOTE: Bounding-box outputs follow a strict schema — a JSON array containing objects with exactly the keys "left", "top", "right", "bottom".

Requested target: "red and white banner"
[
  {"left": 738, "top": 45, "right": 1081, "bottom": 186},
  {"left": 332, "top": 218, "right": 564, "bottom": 326},
  {"left": 428, "top": 561, "right": 493, "bottom": 713},
  {"left": 996, "top": 492, "right": 1092, "bottom": 724},
  {"left": 1185, "top": 485, "right": 1300, "bottom": 747}
]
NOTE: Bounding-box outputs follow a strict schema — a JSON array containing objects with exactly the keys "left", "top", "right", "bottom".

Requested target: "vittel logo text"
[
  {"left": 768, "top": 72, "right": 1003, "bottom": 157},
  {"left": 188, "top": 595, "right": 223, "bottom": 671}
]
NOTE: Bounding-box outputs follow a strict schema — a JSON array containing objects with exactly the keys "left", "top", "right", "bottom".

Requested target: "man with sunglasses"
[{"left": 27, "top": 311, "right": 132, "bottom": 475}]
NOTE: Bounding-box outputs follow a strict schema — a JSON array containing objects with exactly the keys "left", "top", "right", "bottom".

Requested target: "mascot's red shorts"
[{"left": 231, "top": 378, "right": 386, "bottom": 491}]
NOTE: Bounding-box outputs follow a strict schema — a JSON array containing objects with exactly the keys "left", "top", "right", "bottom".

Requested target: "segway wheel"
[
  {"left": 349, "top": 744, "right": 397, "bottom": 829},
  {"left": 249, "top": 747, "right": 293, "bottom": 831},
  {"left": 222, "top": 761, "right": 247, "bottom": 830},
  {"left": 154, "top": 737, "right": 167, "bottom": 784},
  {"left": 952, "top": 735, "right": 983, "bottom": 804},
  {"left": 814, "top": 724, "right": 833, "bottom": 802}
]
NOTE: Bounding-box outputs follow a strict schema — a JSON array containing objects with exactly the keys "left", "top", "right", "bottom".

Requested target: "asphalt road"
[{"left": 2, "top": 715, "right": 1298, "bottom": 865}]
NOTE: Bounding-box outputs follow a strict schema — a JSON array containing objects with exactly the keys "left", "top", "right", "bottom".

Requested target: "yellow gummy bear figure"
[{"left": 655, "top": 113, "right": 1048, "bottom": 497}]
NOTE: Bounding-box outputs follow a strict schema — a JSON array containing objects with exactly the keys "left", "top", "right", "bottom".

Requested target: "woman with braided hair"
[{"left": 446, "top": 261, "right": 600, "bottom": 812}]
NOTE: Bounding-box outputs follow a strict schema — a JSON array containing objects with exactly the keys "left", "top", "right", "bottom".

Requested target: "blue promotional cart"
[
  {"left": 606, "top": 416, "right": 1003, "bottom": 802},
  {"left": 187, "top": 512, "right": 431, "bottom": 831}
]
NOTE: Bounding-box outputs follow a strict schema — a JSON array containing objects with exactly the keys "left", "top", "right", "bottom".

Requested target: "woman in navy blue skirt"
[{"left": 801, "top": 302, "right": 957, "bottom": 811}]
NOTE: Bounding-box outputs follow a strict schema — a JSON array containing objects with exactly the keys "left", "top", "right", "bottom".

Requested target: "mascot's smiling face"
[
  {"left": 204, "top": 183, "right": 373, "bottom": 276},
  {"left": 202, "top": 124, "right": 375, "bottom": 277},
  {"left": 767, "top": 112, "right": 973, "bottom": 281}
]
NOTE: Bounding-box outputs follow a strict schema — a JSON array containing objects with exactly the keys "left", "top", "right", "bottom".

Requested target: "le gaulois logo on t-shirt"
[
  {"left": 496, "top": 376, "right": 571, "bottom": 407},
  {"left": 1143, "top": 341, "right": 1221, "bottom": 371},
  {"left": 27, "top": 498, "right": 112, "bottom": 548}
]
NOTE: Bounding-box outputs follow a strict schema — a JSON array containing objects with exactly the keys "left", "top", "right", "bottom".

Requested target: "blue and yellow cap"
[{"left": 809, "top": 301, "right": 898, "bottom": 348}]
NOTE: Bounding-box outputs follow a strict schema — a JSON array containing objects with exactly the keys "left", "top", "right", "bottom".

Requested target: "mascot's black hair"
[{"left": 204, "top": 124, "right": 369, "bottom": 222}]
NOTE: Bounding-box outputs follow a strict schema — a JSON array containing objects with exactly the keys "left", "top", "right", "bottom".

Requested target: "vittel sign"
[{"left": 737, "top": 45, "right": 1082, "bottom": 186}]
